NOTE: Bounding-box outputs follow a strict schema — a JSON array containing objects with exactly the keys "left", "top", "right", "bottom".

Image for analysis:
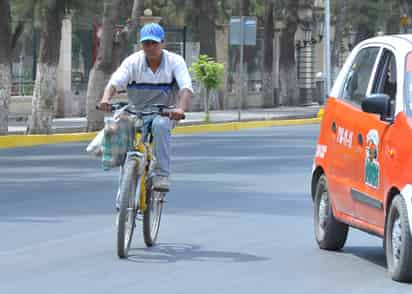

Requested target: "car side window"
[
  {"left": 371, "top": 49, "right": 397, "bottom": 117},
  {"left": 341, "top": 47, "right": 380, "bottom": 105}
]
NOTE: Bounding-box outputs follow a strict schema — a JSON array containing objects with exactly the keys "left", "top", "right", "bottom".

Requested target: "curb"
[
  {"left": 173, "top": 117, "right": 321, "bottom": 135},
  {"left": 0, "top": 117, "right": 321, "bottom": 149}
]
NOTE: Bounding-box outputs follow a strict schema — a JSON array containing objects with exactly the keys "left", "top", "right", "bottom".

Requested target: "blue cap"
[{"left": 140, "top": 23, "right": 165, "bottom": 43}]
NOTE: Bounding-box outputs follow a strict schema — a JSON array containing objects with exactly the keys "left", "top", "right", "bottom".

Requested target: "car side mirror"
[{"left": 361, "top": 94, "right": 392, "bottom": 122}]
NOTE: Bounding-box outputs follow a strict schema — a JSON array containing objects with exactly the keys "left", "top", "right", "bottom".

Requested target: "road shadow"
[
  {"left": 0, "top": 217, "right": 64, "bottom": 224},
  {"left": 340, "top": 246, "right": 386, "bottom": 268},
  {"left": 126, "top": 243, "right": 269, "bottom": 264}
]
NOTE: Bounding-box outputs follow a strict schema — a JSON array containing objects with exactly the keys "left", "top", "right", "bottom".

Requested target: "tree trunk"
[
  {"left": 386, "top": 3, "right": 400, "bottom": 34},
  {"left": 27, "top": 0, "right": 64, "bottom": 134},
  {"left": 354, "top": 4, "right": 374, "bottom": 46},
  {"left": 354, "top": 23, "right": 373, "bottom": 45},
  {"left": 262, "top": 0, "right": 275, "bottom": 107},
  {"left": 0, "top": 0, "right": 11, "bottom": 135},
  {"left": 86, "top": 0, "right": 143, "bottom": 131},
  {"left": 279, "top": 1, "right": 299, "bottom": 106},
  {"left": 331, "top": 0, "right": 348, "bottom": 79},
  {"left": 193, "top": 0, "right": 216, "bottom": 58},
  {"left": 172, "top": 0, "right": 186, "bottom": 26},
  {"left": 204, "top": 86, "right": 210, "bottom": 122}
]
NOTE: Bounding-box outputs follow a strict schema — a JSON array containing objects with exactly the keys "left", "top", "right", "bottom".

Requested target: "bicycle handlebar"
[{"left": 96, "top": 103, "right": 185, "bottom": 119}]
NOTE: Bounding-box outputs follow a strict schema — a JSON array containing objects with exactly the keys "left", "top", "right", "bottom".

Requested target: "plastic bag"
[
  {"left": 86, "top": 129, "right": 104, "bottom": 157},
  {"left": 101, "top": 112, "right": 135, "bottom": 171}
]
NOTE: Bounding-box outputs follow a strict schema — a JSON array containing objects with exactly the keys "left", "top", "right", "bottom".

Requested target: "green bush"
[{"left": 190, "top": 55, "right": 224, "bottom": 122}]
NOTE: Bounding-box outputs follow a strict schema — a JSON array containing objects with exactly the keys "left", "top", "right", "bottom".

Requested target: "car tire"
[
  {"left": 314, "top": 175, "right": 348, "bottom": 250},
  {"left": 385, "top": 195, "right": 412, "bottom": 282}
]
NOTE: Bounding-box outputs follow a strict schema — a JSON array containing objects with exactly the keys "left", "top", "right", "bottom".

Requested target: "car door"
[
  {"left": 351, "top": 47, "right": 395, "bottom": 228},
  {"left": 326, "top": 46, "right": 381, "bottom": 217}
]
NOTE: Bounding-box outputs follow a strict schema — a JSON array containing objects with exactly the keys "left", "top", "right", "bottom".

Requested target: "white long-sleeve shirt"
[{"left": 108, "top": 49, "right": 193, "bottom": 110}]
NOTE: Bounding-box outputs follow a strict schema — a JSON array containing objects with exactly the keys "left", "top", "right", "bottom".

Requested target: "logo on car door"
[{"left": 365, "top": 129, "right": 380, "bottom": 189}]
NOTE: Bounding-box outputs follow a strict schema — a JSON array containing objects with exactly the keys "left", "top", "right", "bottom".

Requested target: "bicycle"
[{"left": 106, "top": 102, "right": 182, "bottom": 258}]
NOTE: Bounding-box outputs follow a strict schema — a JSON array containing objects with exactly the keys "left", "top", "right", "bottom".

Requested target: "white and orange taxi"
[{"left": 312, "top": 35, "right": 412, "bottom": 282}]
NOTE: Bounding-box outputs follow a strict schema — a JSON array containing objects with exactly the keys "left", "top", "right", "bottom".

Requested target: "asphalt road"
[{"left": 1, "top": 125, "right": 411, "bottom": 293}]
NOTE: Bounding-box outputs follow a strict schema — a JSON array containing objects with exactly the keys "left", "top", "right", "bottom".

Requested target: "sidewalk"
[{"left": 8, "top": 105, "right": 321, "bottom": 134}]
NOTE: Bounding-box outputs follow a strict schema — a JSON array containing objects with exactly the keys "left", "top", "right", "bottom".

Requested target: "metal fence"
[
  {"left": 11, "top": 25, "right": 190, "bottom": 97},
  {"left": 11, "top": 23, "right": 333, "bottom": 110}
]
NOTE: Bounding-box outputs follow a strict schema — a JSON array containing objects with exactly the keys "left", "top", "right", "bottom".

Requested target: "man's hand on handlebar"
[
  {"left": 98, "top": 85, "right": 116, "bottom": 112},
  {"left": 166, "top": 108, "right": 185, "bottom": 121},
  {"left": 98, "top": 100, "right": 112, "bottom": 113}
]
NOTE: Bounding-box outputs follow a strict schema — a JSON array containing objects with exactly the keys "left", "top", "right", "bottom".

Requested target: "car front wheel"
[{"left": 385, "top": 195, "right": 412, "bottom": 282}]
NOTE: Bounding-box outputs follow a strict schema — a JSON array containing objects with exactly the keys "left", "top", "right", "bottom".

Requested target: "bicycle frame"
[
  {"left": 113, "top": 103, "right": 173, "bottom": 254},
  {"left": 123, "top": 131, "right": 153, "bottom": 214}
]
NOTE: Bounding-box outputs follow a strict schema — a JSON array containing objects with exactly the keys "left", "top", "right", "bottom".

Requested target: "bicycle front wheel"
[
  {"left": 143, "top": 177, "right": 164, "bottom": 247},
  {"left": 117, "top": 158, "right": 138, "bottom": 258}
]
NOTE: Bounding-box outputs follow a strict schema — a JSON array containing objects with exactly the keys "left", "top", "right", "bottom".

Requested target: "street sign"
[
  {"left": 229, "top": 17, "right": 257, "bottom": 46},
  {"left": 229, "top": 16, "right": 257, "bottom": 121}
]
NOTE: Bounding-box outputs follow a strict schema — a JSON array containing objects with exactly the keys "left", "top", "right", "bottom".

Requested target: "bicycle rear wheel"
[
  {"left": 143, "top": 177, "right": 164, "bottom": 247},
  {"left": 117, "top": 158, "right": 138, "bottom": 258}
]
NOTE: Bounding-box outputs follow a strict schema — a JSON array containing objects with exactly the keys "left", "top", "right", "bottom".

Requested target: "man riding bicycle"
[{"left": 99, "top": 23, "right": 193, "bottom": 192}]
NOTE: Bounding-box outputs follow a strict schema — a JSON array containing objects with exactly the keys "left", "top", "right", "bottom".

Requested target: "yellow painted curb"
[
  {"left": 317, "top": 107, "right": 324, "bottom": 118},
  {"left": 173, "top": 117, "right": 321, "bottom": 135},
  {"left": 0, "top": 132, "right": 98, "bottom": 149},
  {"left": 0, "top": 117, "right": 321, "bottom": 149}
]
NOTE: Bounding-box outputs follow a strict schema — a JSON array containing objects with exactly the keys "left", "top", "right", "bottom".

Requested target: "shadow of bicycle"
[{"left": 127, "top": 243, "right": 269, "bottom": 264}]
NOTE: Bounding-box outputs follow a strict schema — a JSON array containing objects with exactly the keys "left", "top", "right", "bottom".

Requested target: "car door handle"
[
  {"left": 357, "top": 134, "right": 363, "bottom": 146},
  {"left": 332, "top": 122, "right": 337, "bottom": 133}
]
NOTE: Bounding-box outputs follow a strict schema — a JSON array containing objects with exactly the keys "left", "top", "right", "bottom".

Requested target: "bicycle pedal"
[{"left": 135, "top": 213, "right": 143, "bottom": 221}]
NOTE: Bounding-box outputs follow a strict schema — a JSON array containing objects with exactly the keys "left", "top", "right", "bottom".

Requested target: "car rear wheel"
[
  {"left": 385, "top": 195, "right": 412, "bottom": 282},
  {"left": 314, "top": 175, "right": 348, "bottom": 250}
]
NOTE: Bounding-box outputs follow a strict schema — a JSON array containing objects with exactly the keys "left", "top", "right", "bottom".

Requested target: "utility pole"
[
  {"left": 325, "top": 0, "right": 331, "bottom": 95},
  {"left": 239, "top": 15, "right": 244, "bottom": 121},
  {"left": 238, "top": 0, "right": 245, "bottom": 121}
]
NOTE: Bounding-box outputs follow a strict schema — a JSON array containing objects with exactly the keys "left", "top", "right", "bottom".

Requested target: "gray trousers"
[
  {"left": 116, "top": 115, "right": 174, "bottom": 208},
  {"left": 142, "top": 115, "right": 175, "bottom": 177}
]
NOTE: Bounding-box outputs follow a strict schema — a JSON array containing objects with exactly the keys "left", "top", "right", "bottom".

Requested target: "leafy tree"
[
  {"left": 20, "top": 0, "right": 103, "bottom": 133},
  {"left": 188, "top": 0, "right": 217, "bottom": 58},
  {"left": 86, "top": 0, "right": 144, "bottom": 131},
  {"left": 343, "top": 0, "right": 397, "bottom": 45},
  {"left": 190, "top": 54, "right": 224, "bottom": 121}
]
